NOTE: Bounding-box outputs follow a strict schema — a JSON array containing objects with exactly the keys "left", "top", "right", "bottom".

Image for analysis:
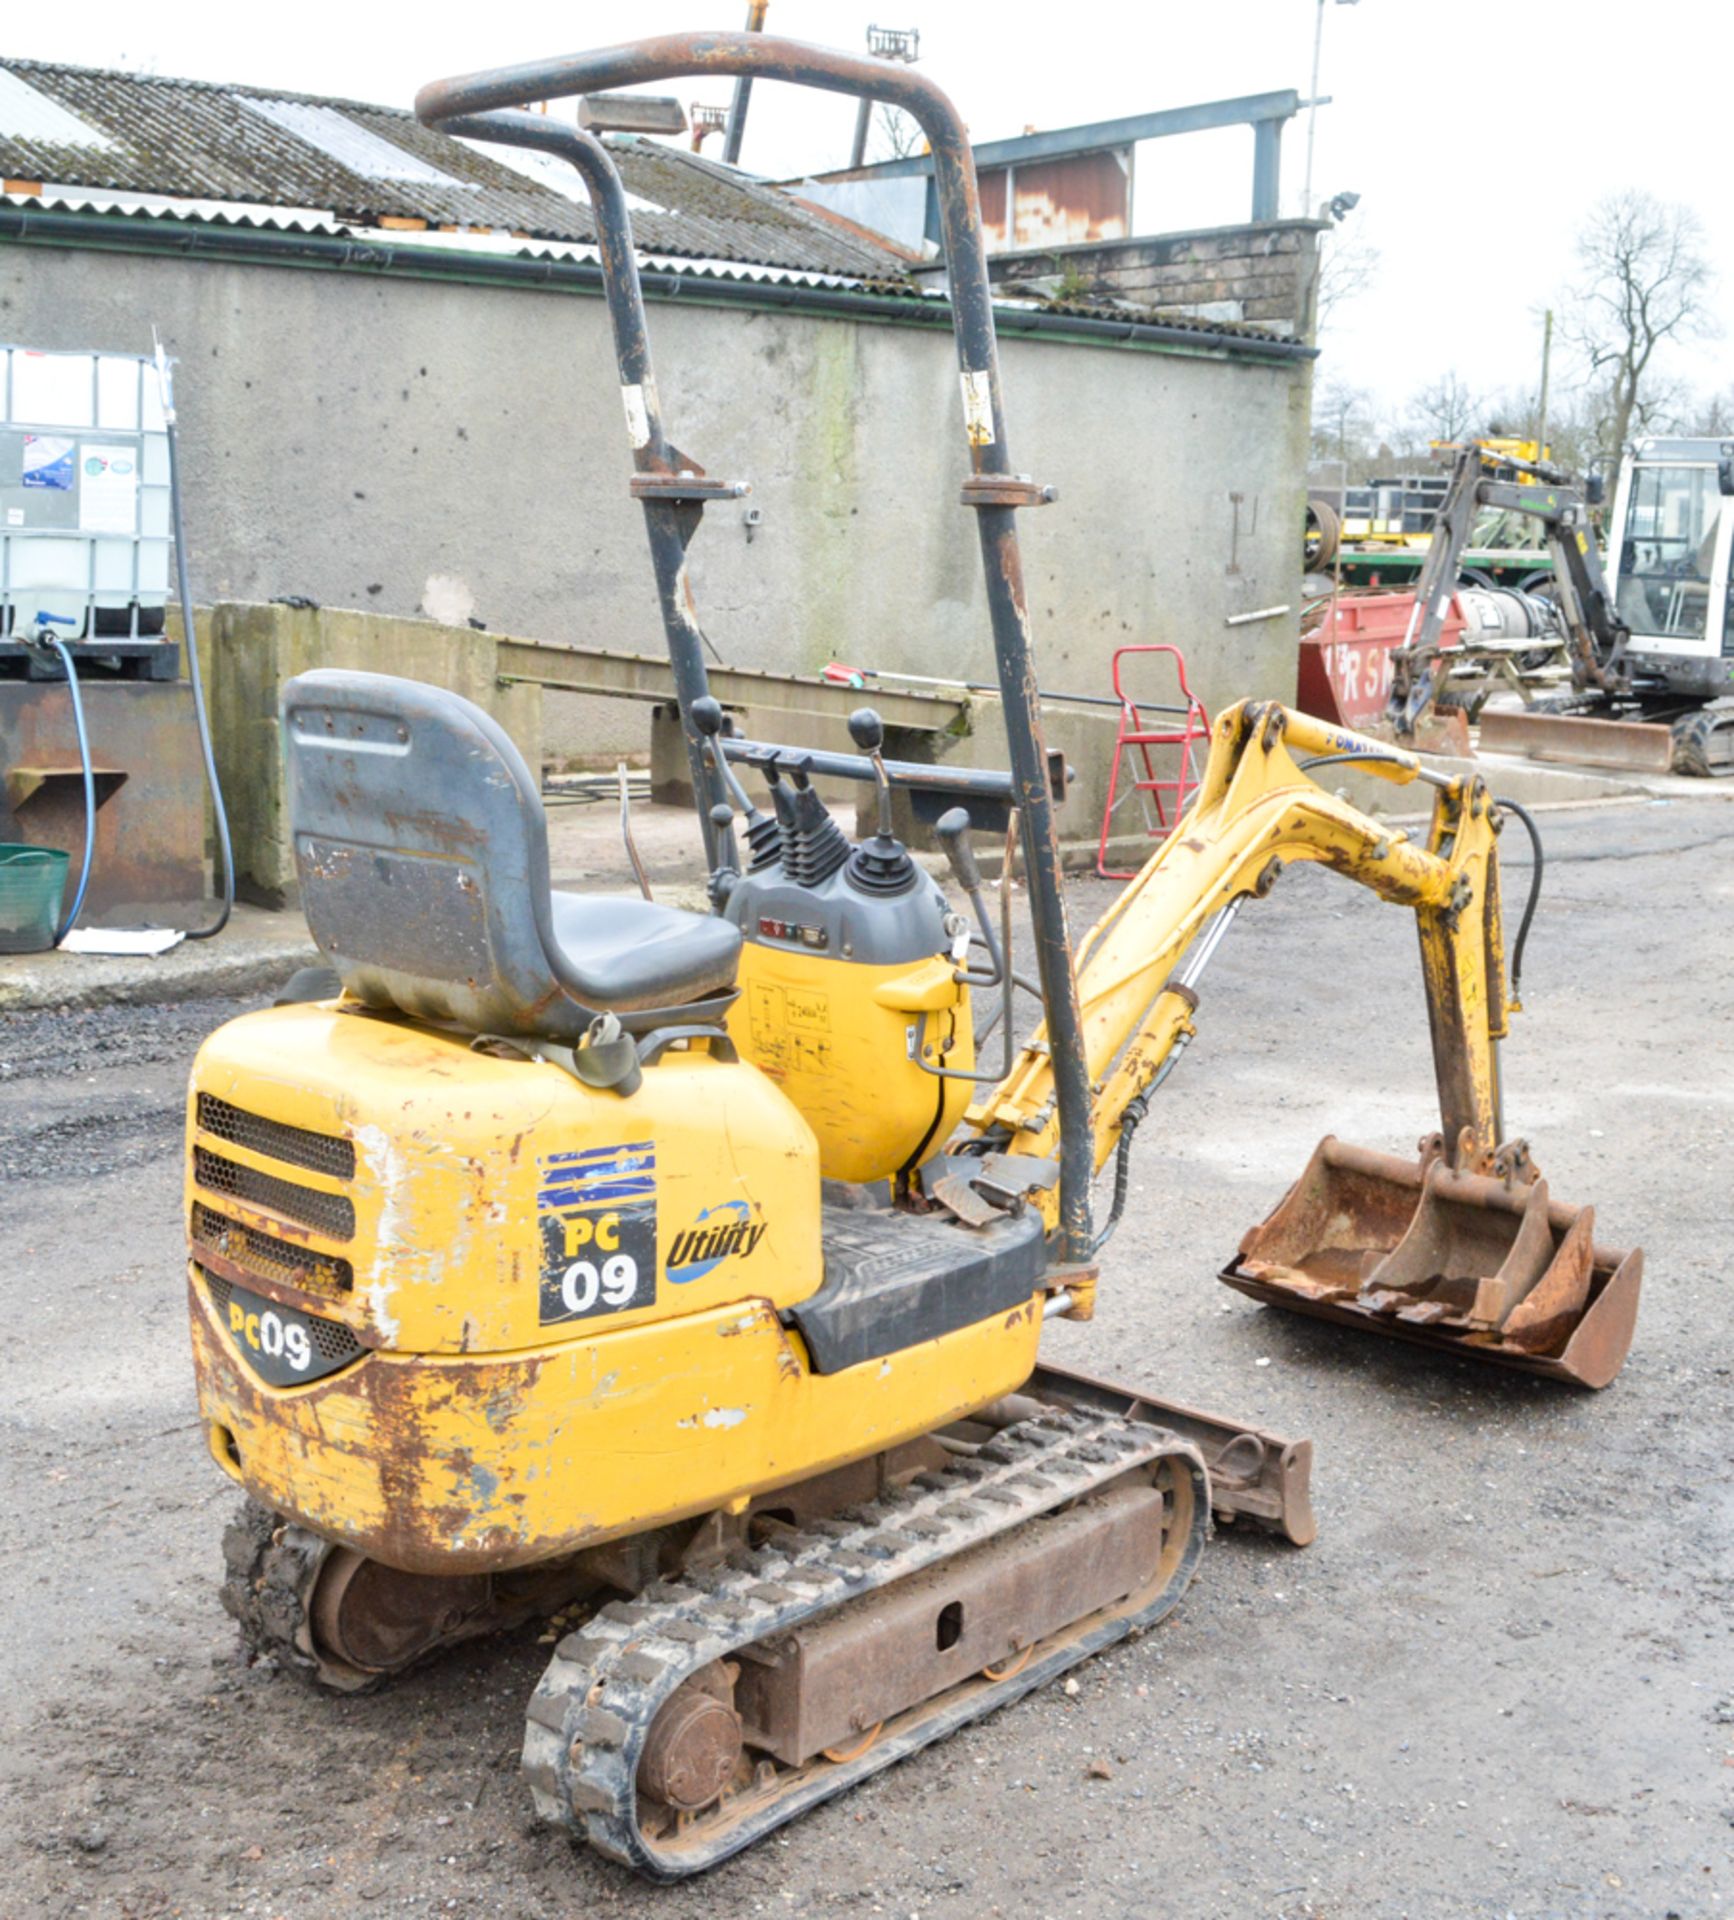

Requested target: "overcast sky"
[{"left": 9, "top": 0, "right": 1729, "bottom": 427}]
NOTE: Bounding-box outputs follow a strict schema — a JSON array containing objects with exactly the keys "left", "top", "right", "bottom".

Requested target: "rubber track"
[
  {"left": 521, "top": 1408, "right": 1208, "bottom": 1880},
  {"left": 219, "top": 1496, "right": 336, "bottom": 1678},
  {"left": 1671, "top": 705, "right": 1734, "bottom": 777}
]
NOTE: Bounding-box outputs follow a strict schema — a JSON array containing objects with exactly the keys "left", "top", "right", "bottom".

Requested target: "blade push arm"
[{"left": 966, "top": 703, "right": 1514, "bottom": 1203}]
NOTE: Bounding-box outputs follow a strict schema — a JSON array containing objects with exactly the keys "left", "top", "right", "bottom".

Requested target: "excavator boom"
[{"left": 963, "top": 700, "right": 1639, "bottom": 1386}]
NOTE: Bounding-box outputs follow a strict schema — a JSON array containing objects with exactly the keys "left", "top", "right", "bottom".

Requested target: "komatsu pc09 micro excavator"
[{"left": 182, "top": 32, "right": 1643, "bottom": 1880}]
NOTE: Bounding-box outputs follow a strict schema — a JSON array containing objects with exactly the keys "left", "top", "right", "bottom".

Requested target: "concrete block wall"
[
  {"left": 8, "top": 244, "right": 1310, "bottom": 789},
  {"left": 987, "top": 219, "right": 1325, "bottom": 331},
  {"left": 187, "top": 602, "right": 541, "bottom": 907}
]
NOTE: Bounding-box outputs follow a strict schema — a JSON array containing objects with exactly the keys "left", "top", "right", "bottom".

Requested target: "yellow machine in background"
[{"left": 181, "top": 30, "right": 1644, "bottom": 1884}]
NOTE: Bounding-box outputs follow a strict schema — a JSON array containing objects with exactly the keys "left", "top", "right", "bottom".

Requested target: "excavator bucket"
[{"left": 1220, "top": 1138, "right": 1642, "bottom": 1388}]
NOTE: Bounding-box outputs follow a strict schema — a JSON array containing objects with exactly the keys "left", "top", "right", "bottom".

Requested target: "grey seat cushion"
[{"left": 548, "top": 892, "right": 739, "bottom": 1008}]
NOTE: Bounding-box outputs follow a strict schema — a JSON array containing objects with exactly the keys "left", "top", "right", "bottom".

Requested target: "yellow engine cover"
[
  {"left": 727, "top": 943, "right": 974, "bottom": 1184},
  {"left": 184, "top": 1003, "right": 1040, "bottom": 1574}
]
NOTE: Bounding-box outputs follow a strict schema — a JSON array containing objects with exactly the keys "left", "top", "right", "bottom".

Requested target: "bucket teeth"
[{"left": 1220, "top": 1136, "right": 1642, "bottom": 1388}]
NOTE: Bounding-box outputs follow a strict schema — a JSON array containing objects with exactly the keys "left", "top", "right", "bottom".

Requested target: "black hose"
[
  {"left": 1300, "top": 753, "right": 1545, "bottom": 1001},
  {"left": 1091, "top": 1091, "right": 1148, "bottom": 1256},
  {"left": 1299, "top": 750, "right": 1418, "bottom": 774},
  {"left": 34, "top": 629, "right": 95, "bottom": 945},
  {"left": 1494, "top": 795, "right": 1544, "bottom": 1000},
  {"left": 1090, "top": 1031, "right": 1195, "bottom": 1255},
  {"left": 157, "top": 338, "right": 233, "bottom": 940}
]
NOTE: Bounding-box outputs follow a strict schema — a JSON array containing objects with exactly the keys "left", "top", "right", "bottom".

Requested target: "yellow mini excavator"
[{"left": 183, "top": 32, "right": 1643, "bottom": 1881}]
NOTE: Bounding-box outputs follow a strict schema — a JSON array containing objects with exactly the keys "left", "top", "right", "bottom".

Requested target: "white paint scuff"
[
  {"left": 353, "top": 1121, "right": 409, "bottom": 1341},
  {"left": 676, "top": 1406, "right": 749, "bottom": 1431}
]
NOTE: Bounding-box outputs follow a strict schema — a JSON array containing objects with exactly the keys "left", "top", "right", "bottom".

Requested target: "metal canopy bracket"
[
  {"left": 960, "top": 475, "right": 1057, "bottom": 509},
  {"left": 629, "top": 474, "right": 751, "bottom": 502}
]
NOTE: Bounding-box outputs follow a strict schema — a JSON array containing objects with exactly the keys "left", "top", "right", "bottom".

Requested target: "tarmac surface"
[{"left": 2, "top": 793, "right": 1731, "bottom": 1919}]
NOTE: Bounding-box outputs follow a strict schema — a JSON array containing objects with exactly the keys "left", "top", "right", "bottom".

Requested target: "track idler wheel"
[
  {"left": 639, "top": 1667, "right": 744, "bottom": 1814},
  {"left": 220, "top": 1497, "right": 594, "bottom": 1690}
]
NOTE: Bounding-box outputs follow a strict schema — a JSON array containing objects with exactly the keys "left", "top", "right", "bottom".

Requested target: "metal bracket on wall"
[{"left": 628, "top": 474, "right": 751, "bottom": 502}]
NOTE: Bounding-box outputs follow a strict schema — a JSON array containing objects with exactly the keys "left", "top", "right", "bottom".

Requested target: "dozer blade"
[
  {"left": 1477, "top": 706, "right": 1673, "bottom": 774},
  {"left": 1219, "top": 1138, "right": 1641, "bottom": 1389}
]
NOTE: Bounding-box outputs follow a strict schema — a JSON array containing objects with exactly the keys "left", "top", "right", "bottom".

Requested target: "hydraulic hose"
[
  {"left": 30, "top": 625, "right": 95, "bottom": 946},
  {"left": 1300, "top": 753, "right": 1546, "bottom": 1004},
  {"left": 1493, "top": 795, "right": 1544, "bottom": 1002},
  {"left": 156, "top": 332, "right": 233, "bottom": 940},
  {"left": 1090, "top": 1039, "right": 1190, "bottom": 1256}
]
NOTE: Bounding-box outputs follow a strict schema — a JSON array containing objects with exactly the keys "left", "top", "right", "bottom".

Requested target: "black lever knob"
[
  {"left": 691, "top": 695, "right": 724, "bottom": 737},
  {"left": 935, "top": 806, "right": 982, "bottom": 893},
  {"left": 847, "top": 706, "right": 884, "bottom": 755}
]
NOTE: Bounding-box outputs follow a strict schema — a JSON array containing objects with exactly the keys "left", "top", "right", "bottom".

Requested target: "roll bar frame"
[{"left": 418, "top": 33, "right": 1098, "bottom": 1262}]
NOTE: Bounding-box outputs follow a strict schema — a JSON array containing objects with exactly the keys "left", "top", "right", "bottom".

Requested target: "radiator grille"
[
  {"left": 193, "top": 1146, "right": 355, "bottom": 1240},
  {"left": 195, "top": 1094, "right": 355, "bottom": 1180},
  {"left": 191, "top": 1202, "right": 354, "bottom": 1295}
]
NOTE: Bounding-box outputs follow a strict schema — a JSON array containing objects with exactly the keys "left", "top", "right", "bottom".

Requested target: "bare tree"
[
  {"left": 1695, "top": 387, "right": 1734, "bottom": 436},
  {"left": 871, "top": 105, "right": 926, "bottom": 162},
  {"left": 1403, "top": 369, "right": 1484, "bottom": 448},
  {"left": 1565, "top": 190, "right": 1716, "bottom": 469},
  {"left": 1310, "top": 232, "right": 1380, "bottom": 339},
  {"left": 1309, "top": 376, "right": 1380, "bottom": 476}
]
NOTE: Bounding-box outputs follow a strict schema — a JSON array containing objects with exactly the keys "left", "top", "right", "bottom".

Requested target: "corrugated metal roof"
[
  {"left": 0, "top": 57, "right": 912, "bottom": 279},
  {"left": 0, "top": 66, "right": 114, "bottom": 149},
  {"left": 0, "top": 184, "right": 889, "bottom": 291},
  {"left": 238, "top": 97, "right": 467, "bottom": 189}
]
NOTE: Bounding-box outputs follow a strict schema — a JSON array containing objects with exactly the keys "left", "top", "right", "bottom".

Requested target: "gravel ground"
[{"left": 2, "top": 796, "right": 1731, "bottom": 1920}]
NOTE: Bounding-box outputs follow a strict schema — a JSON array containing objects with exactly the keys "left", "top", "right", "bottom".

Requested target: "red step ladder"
[{"left": 1095, "top": 645, "right": 1210, "bottom": 880}]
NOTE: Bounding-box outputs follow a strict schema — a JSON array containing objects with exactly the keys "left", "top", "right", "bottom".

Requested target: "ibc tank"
[{"left": 1, "top": 347, "right": 171, "bottom": 642}]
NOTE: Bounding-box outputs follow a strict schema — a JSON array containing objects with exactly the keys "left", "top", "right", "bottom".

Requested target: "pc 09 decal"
[{"left": 538, "top": 1142, "right": 657, "bottom": 1326}]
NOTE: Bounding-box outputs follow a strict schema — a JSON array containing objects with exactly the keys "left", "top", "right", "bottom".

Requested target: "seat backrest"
[{"left": 283, "top": 668, "right": 589, "bottom": 1041}]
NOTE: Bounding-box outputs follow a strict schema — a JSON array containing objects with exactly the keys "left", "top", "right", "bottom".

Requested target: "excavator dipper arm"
[
  {"left": 959, "top": 701, "right": 1640, "bottom": 1387},
  {"left": 968, "top": 701, "right": 1507, "bottom": 1179}
]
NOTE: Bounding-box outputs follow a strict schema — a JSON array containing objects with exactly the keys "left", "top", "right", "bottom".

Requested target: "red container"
[{"left": 1296, "top": 591, "right": 1465, "bottom": 727}]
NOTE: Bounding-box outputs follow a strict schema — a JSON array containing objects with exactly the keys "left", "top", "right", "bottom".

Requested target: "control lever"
[
  {"left": 708, "top": 801, "right": 739, "bottom": 905},
  {"left": 937, "top": 804, "right": 1001, "bottom": 983},
  {"left": 847, "top": 706, "right": 896, "bottom": 837},
  {"left": 842, "top": 707, "right": 917, "bottom": 897},
  {"left": 691, "top": 696, "right": 750, "bottom": 810},
  {"left": 933, "top": 805, "right": 1039, "bottom": 1062},
  {"left": 691, "top": 694, "right": 779, "bottom": 872},
  {"left": 935, "top": 805, "right": 982, "bottom": 894},
  {"left": 618, "top": 761, "right": 653, "bottom": 902}
]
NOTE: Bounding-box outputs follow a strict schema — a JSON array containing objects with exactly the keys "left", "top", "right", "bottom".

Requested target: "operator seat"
[{"left": 282, "top": 669, "right": 739, "bottom": 1041}]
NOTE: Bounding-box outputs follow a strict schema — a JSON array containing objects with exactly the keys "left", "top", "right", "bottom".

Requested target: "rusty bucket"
[{"left": 1220, "top": 1138, "right": 1641, "bottom": 1388}]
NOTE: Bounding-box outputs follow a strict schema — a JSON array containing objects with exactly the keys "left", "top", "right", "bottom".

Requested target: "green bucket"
[{"left": 0, "top": 844, "right": 70, "bottom": 954}]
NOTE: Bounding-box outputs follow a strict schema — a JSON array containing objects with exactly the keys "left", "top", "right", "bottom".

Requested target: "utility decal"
[
  {"left": 666, "top": 1199, "right": 767, "bottom": 1285},
  {"left": 537, "top": 1141, "right": 657, "bottom": 1325}
]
